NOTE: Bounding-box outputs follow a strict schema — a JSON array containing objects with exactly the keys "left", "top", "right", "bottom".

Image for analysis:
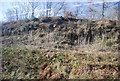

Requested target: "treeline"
[{"left": 5, "top": 0, "right": 119, "bottom": 22}]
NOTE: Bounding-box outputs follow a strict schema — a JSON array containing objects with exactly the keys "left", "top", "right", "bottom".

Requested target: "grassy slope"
[
  {"left": 1, "top": 17, "right": 119, "bottom": 79},
  {"left": 2, "top": 47, "right": 119, "bottom": 79}
]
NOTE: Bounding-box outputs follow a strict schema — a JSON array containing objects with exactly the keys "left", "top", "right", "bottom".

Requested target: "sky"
[
  {"left": 0, "top": 0, "right": 119, "bottom": 21},
  {"left": 0, "top": 2, "right": 12, "bottom": 21},
  {"left": 0, "top": 0, "right": 119, "bottom": 2}
]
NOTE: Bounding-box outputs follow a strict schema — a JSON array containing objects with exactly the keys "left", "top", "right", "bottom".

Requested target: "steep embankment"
[
  {"left": 2, "top": 47, "right": 119, "bottom": 79},
  {"left": 1, "top": 16, "right": 119, "bottom": 51},
  {"left": 1, "top": 17, "right": 120, "bottom": 79}
]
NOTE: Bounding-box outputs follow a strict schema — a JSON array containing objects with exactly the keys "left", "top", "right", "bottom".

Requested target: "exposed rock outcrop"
[{"left": 1, "top": 17, "right": 119, "bottom": 49}]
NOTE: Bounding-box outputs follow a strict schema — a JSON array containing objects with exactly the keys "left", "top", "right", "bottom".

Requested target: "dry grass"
[{"left": 2, "top": 47, "right": 119, "bottom": 79}]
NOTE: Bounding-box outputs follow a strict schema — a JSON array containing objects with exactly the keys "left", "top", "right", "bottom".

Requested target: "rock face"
[{"left": 1, "top": 17, "right": 119, "bottom": 49}]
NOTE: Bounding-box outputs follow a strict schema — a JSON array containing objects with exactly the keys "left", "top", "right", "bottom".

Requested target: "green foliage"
[
  {"left": 58, "top": 57, "right": 63, "bottom": 62},
  {"left": 106, "top": 40, "right": 113, "bottom": 47},
  {"left": 23, "top": 49, "right": 31, "bottom": 54},
  {"left": 34, "top": 22, "right": 39, "bottom": 27},
  {"left": 2, "top": 47, "right": 12, "bottom": 54}
]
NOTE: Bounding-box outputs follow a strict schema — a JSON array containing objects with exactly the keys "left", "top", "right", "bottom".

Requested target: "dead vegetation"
[
  {"left": 1, "top": 16, "right": 120, "bottom": 79},
  {"left": 2, "top": 47, "right": 119, "bottom": 79}
]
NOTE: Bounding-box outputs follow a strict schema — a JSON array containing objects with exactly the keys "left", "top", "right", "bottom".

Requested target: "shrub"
[
  {"left": 58, "top": 57, "right": 63, "bottom": 62},
  {"left": 106, "top": 40, "right": 113, "bottom": 47},
  {"left": 64, "top": 11, "right": 75, "bottom": 19}
]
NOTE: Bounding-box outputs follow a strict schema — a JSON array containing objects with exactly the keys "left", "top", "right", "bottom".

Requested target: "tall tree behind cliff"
[
  {"left": 118, "top": 1, "right": 120, "bottom": 25},
  {"left": 28, "top": 1, "right": 41, "bottom": 18},
  {"left": 73, "top": 2, "right": 83, "bottom": 18},
  {"left": 102, "top": 0, "right": 105, "bottom": 18},
  {"left": 42, "top": 1, "right": 65, "bottom": 17}
]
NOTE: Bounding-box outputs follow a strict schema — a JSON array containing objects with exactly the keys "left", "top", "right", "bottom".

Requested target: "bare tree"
[
  {"left": 29, "top": 1, "right": 41, "bottom": 18},
  {"left": 14, "top": 7, "right": 19, "bottom": 20},
  {"left": 86, "top": 1, "right": 96, "bottom": 20},
  {"left": 5, "top": 1, "right": 65, "bottom": 21},
  {"left": 12, "top": 2, "right": 24, "bottom": 20},
  {"left": 88, "top": 7, "right": 96, "bottom": 20},
  {"left": 52, "top": 2, "right": 65, "bottom": 16},
  {"left": 102, "top": 0, "right": 105, "bottom": 18},
  {"left": 18, "top": 2, "right": 30, "bottom": 19},
  {"left": 5, "top": 9, "right": 16, "bottom": 21},
  {"left": 118, "top": 1, "right": 120, "bottom": 25},
  {"left": 6, "top": 2, "right": 27, "bottom": 21},
  {"left": 73, "top": 2, "right": 82, "bottom": 18},
  {"left": 15, "top": 1, "right": 41, "bottom": 19},
  {"left": 11, "top": 3, "right": 20, "bottom": 21},
  {"left": 41, "top": 1, "right": 65, "bottom": 17},
  {"left": 64, "top": 11, "right": 75, "bottom": 18},
  {"left": 37, "top": 1, "right": 52, "bottom": 17},
  {"left": 46, "top": 2, "right": 52, "bottom": 17}
]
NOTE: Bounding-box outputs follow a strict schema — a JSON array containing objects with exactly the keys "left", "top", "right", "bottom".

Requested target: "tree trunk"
[
  {"left": 102, "top": 0, "right": 105, "bottom": 18},
  {"left": 15, "top": 9, "right": 18, "bottom": 20},
  {"left": 31, "top": 9, "right": 35, "bottom": 18},
  {"left": 118, "top": 1, "right": 120, "bottom": 26}
]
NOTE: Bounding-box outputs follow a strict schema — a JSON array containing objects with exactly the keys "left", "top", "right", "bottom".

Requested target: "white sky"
[{"left": 0, "top": 0, "right": 120, "bottom": 2}]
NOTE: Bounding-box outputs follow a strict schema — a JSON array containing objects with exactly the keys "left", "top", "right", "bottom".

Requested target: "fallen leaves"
[
  {"left": 50, "top": 73, "right": 62, "bottom": 79},
  {"left": 38, "top": 65, "right": 63, "bottom": 79},
  {"left": 40, "top": 62, "right": 47, "bottom": 70},
  {"left": 2, "top": 47, "right": 119, "bottom": 79}
]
